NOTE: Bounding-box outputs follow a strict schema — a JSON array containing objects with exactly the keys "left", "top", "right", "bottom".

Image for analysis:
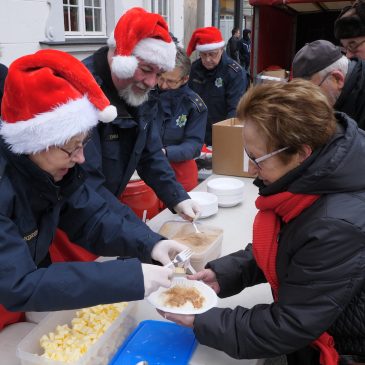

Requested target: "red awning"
[{"left": 249, "top": 0, "right": 344, "bottom": 6}]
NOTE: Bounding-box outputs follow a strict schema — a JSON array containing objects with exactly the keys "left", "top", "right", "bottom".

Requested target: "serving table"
[{"left": 133, "top": 174, "right": 273, "bottom": 365}]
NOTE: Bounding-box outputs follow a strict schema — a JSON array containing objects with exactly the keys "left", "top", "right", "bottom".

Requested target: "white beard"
[{"left": 118, "top": 83, "right": 150, "bottom": 106}]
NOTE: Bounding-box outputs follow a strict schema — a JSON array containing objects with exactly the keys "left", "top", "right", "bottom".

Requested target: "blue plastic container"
[{"left": 109, "top": 320, "right": 197, "bottom": 365}]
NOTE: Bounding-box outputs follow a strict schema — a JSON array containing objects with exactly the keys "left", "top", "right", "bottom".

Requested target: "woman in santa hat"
[{"left": 0, "top": 49, "right": 186, "bottom": 364}]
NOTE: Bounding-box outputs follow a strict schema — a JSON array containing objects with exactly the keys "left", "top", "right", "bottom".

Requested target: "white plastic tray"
[{"left": 17, "top": 303, "right": 136, "bottom": 365}]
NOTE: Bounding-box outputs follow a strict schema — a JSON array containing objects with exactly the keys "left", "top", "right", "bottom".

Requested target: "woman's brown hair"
[{"left": 236, "top": 79, "right": 337, "bottom": 154}]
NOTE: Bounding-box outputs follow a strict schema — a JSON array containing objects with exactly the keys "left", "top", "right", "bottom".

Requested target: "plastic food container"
[
  {"left": 188, "top": 191, "right": 218, "bottom": 218},
  {"left": 109, "top": 320, "right": 197, "bottom": 365},
  {"left": 207, "top": 177, "right": 245, "bottom": 207},
  {"left": 17, "top": 303, "right": 136, "bottom": 365},
  {"left": 159, "top": 221, "right": 223, "bottom": 271}
]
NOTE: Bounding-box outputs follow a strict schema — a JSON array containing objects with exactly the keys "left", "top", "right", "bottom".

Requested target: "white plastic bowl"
[
  {"left": 207, "top": 178, "right": 245, "bottom": 196},
  {"left": 188, "top": 191, "right": 218, "bottom": 218},
  {"left": 207, "top": 178, "right": 244, "bottom": 207},
  {"left": 216, "top": 193, "right": 244, "bottom": 207}
]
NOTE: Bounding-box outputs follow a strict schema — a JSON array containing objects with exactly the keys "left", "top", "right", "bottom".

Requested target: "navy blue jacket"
[
  {"left": 83, "top": 47, "right": 189, "bottom": 207},
  {"left": 0, "top": 138, "right": 159, "bottom": 312},
  {"left": 188, "top": 52, "right": 247, "bottom": 145},
  {"left": 0, "top": 63, "right": 7, "bottom": 116},
  {"left": 156, "top": 84, "right": 207, "bottom": 162}
]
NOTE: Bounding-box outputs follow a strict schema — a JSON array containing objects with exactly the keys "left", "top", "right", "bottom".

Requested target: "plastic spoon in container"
[{"left": 192, "top": 220, "right": 201, "bottom": 234}]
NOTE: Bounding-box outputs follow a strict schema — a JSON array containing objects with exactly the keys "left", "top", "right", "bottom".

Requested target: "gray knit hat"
[{"left": 292, "top": 40, "right": 342, "bottom": 79}]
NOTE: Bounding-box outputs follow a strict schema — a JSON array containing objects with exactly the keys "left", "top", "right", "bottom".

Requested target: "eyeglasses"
[
  {"left": 58, "top": 136, "right": 91, "bottom": 158},
  {"left": 341, "top": 39, "right": 365, "bottom": 54},
  {"left": 158, "top": 76, "right": 184, "bottom": 88},
  {"left": 199, "top": 50, "right": 222, "bottom": 59},
  {"left": 317, "top": 72, "right": 332, "bottom": 87},
  {"left": 244, "top": 146, "right": 289, "bottom": 169}
]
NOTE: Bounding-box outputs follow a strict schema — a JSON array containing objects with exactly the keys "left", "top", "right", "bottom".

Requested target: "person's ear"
[
  {"left": 331, "top": 70, "right": 345, "bottom": 90},
  {"left": 182, "top": 75, "right": 189, "bottom": 83},
  {"left": 298, "top": 144, "right": 312, "bottom": 163}
]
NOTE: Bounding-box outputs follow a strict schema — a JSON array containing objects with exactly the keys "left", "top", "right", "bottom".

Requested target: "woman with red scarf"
[{"left": 159, "top": 79, "right": 365, "bottom": 365}]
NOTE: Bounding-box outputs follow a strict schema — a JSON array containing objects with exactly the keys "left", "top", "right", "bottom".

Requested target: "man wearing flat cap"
[
  {"left": 334, "top": 0, "right": 365, "bottom": 60},
  {"left": 292, "top": 39, "right": 365, "bottom": 130}
]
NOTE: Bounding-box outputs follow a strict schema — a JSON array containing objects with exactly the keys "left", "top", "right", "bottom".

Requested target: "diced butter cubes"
[{"left": 40, "top": 302, "right": 128, "bottom": 363}]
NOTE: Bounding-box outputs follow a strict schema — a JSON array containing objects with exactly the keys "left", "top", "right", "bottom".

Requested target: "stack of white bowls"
[
  {"left": 207, "top": 177, "right": 245, "bottom": 207},
  {"left": 188, "top": 191, "right": 219, "bottom": 218}
]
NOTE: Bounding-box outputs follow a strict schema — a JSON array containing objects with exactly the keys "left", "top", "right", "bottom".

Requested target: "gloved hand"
[
  {"left": 151, "top": 239, "right": 189, "bottom": 265},
  {"left": 141, "top": 263, "right": 173, "bottom": 297},
  {"left": 173, "top": 199, "right": 201, "bottom": 221}
]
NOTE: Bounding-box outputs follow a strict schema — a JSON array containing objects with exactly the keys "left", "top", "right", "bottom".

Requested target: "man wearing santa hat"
[
  {"left": 187, "top": 26, "right": 248, "bottom": 147},
  {"left": 82, "top": 7, "right": 199, "bottom": 218},
  {"left": 0, "top": 49, "right": 188, "bottom": 364}
]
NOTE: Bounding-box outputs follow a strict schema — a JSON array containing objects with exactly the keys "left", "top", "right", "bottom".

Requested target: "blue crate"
[{"left": 109, "top": 320, "right": 197, "bottom": 365}]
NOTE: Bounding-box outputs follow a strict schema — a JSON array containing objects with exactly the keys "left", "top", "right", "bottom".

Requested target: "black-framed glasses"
[
  {"left": 341, "top": 38, "right": 365, "bottom": 54},
  {"left": 318, "top": 72, "right": 332, "bottom": 87},
  {"left": 158, "top": 75, "right": 184, "bottom": 88},
  {"left": 199, "top": 49, "right": 222, "bottom": 59},
  {"left": 58, "top": 136, "right": 91, "bottom": 159},
  {"left": 244, "top": 146, "right": 289, "bottom": 169}
]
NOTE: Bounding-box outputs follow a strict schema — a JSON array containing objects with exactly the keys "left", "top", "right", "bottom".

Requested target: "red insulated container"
[{"left": 119, "top": 179, "right": 160, "bottom": 220}]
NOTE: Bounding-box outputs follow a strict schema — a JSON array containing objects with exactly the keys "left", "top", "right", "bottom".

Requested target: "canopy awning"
[{"left": 249, "top": 0, "right": 351, "bottom": 13}]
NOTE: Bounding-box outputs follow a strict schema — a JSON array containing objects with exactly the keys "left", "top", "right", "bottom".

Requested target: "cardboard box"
[
  {"left": 212, "top": 118, "right": 255, "bottom": 178},
  {"left": 255, "top": 69, "right": 289, "bottom": 84}
]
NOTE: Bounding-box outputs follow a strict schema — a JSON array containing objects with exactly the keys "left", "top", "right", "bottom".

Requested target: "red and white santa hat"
[
  {"left": 107, "top": 7, "right": 176, "bottom": 79},
  {"left": 187, "top": 27, "right": 225, "bottom": 56},
  {"left": 0, "top": 49, "right": 117, "bottom": 154}
]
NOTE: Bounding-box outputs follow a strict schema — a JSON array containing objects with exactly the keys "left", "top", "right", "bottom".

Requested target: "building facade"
[
  {"left": 0, "top": 0, "right": 251, "bottom": 66},
  {"left": 0, "top": 0, "right": 214, "bottom": 66}
]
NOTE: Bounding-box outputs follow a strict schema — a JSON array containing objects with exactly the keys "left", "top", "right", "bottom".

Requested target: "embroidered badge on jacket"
[
  {"left": 176, "top": 114, "right": 187, "bottom": 127},
  {"left": 215, "top": 77, "right": 223, "bottom": 88}
]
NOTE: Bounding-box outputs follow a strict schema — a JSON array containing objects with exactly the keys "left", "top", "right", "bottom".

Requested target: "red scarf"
[{"left": 253, "top": 191, "right": 339, "bottom": 365}]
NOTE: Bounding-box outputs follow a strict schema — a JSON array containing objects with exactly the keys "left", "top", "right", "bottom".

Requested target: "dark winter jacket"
[
  {"left": 335, "top": 57, "right": 365, "bottom": 130},
  {"left": 0, "top": 137, "right": 158, "bottom": 312},
  {"left": 239, "top": 38, "right": 251, "bottom": 70},
  {"left": 155, "top": 84, "right": 207, "bottom": 162},
  {"left": 82, "top": 46, "right": 190, "bottom": 208},
  {"left": 226, "top": 36, "right": 241, "bottom": 64},
  {"left": 188, "top": 52, "right": 247, "bottom": 146},
  {"left": 194, "top": 113, "right": 365, "bottom": 363},
  {"left": 0, "top": 63, "right": 7, "bottom": 116}
]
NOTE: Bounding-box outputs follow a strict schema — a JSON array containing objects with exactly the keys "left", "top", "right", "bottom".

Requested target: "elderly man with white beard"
[{"left": 82, "top": 7, "right": 199, "bottom": 215}]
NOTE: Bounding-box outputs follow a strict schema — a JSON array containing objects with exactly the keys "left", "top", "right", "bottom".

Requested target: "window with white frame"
[
  {"left": 151, "top": 0, "right": 169, "bottom": 23},
  {"left": 63, "top": 0, "right": 106, "bottom": 37}
]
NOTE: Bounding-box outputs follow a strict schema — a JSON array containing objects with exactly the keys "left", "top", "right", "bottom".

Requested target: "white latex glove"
[
  {"left": 141, "top": 263, "right": 173, "bottom": 297},
  {"left": 173, "top": 199, "right": 201, "bottom": 221},
  {"left": 151, "top": 239, "right": 189, "bottom": 265}
]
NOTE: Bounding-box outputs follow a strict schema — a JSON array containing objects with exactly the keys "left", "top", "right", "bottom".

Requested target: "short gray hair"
[
  {"left": 175, "top": 46, "right": 191, "bottom": 77},
  {"left": 317, "top": 55, "right": 349, "bottom": 79}
]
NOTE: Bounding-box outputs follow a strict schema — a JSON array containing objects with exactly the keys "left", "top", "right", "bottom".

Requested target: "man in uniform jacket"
[
  {"left": 293, "top": 39, "right": 365, "bottom": 130},
  {"left": 187, "top": 26, "right": 247, "bottom": 146},
  {"left": 156, "top": 46, "right": 207, "bottom": 192}
]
